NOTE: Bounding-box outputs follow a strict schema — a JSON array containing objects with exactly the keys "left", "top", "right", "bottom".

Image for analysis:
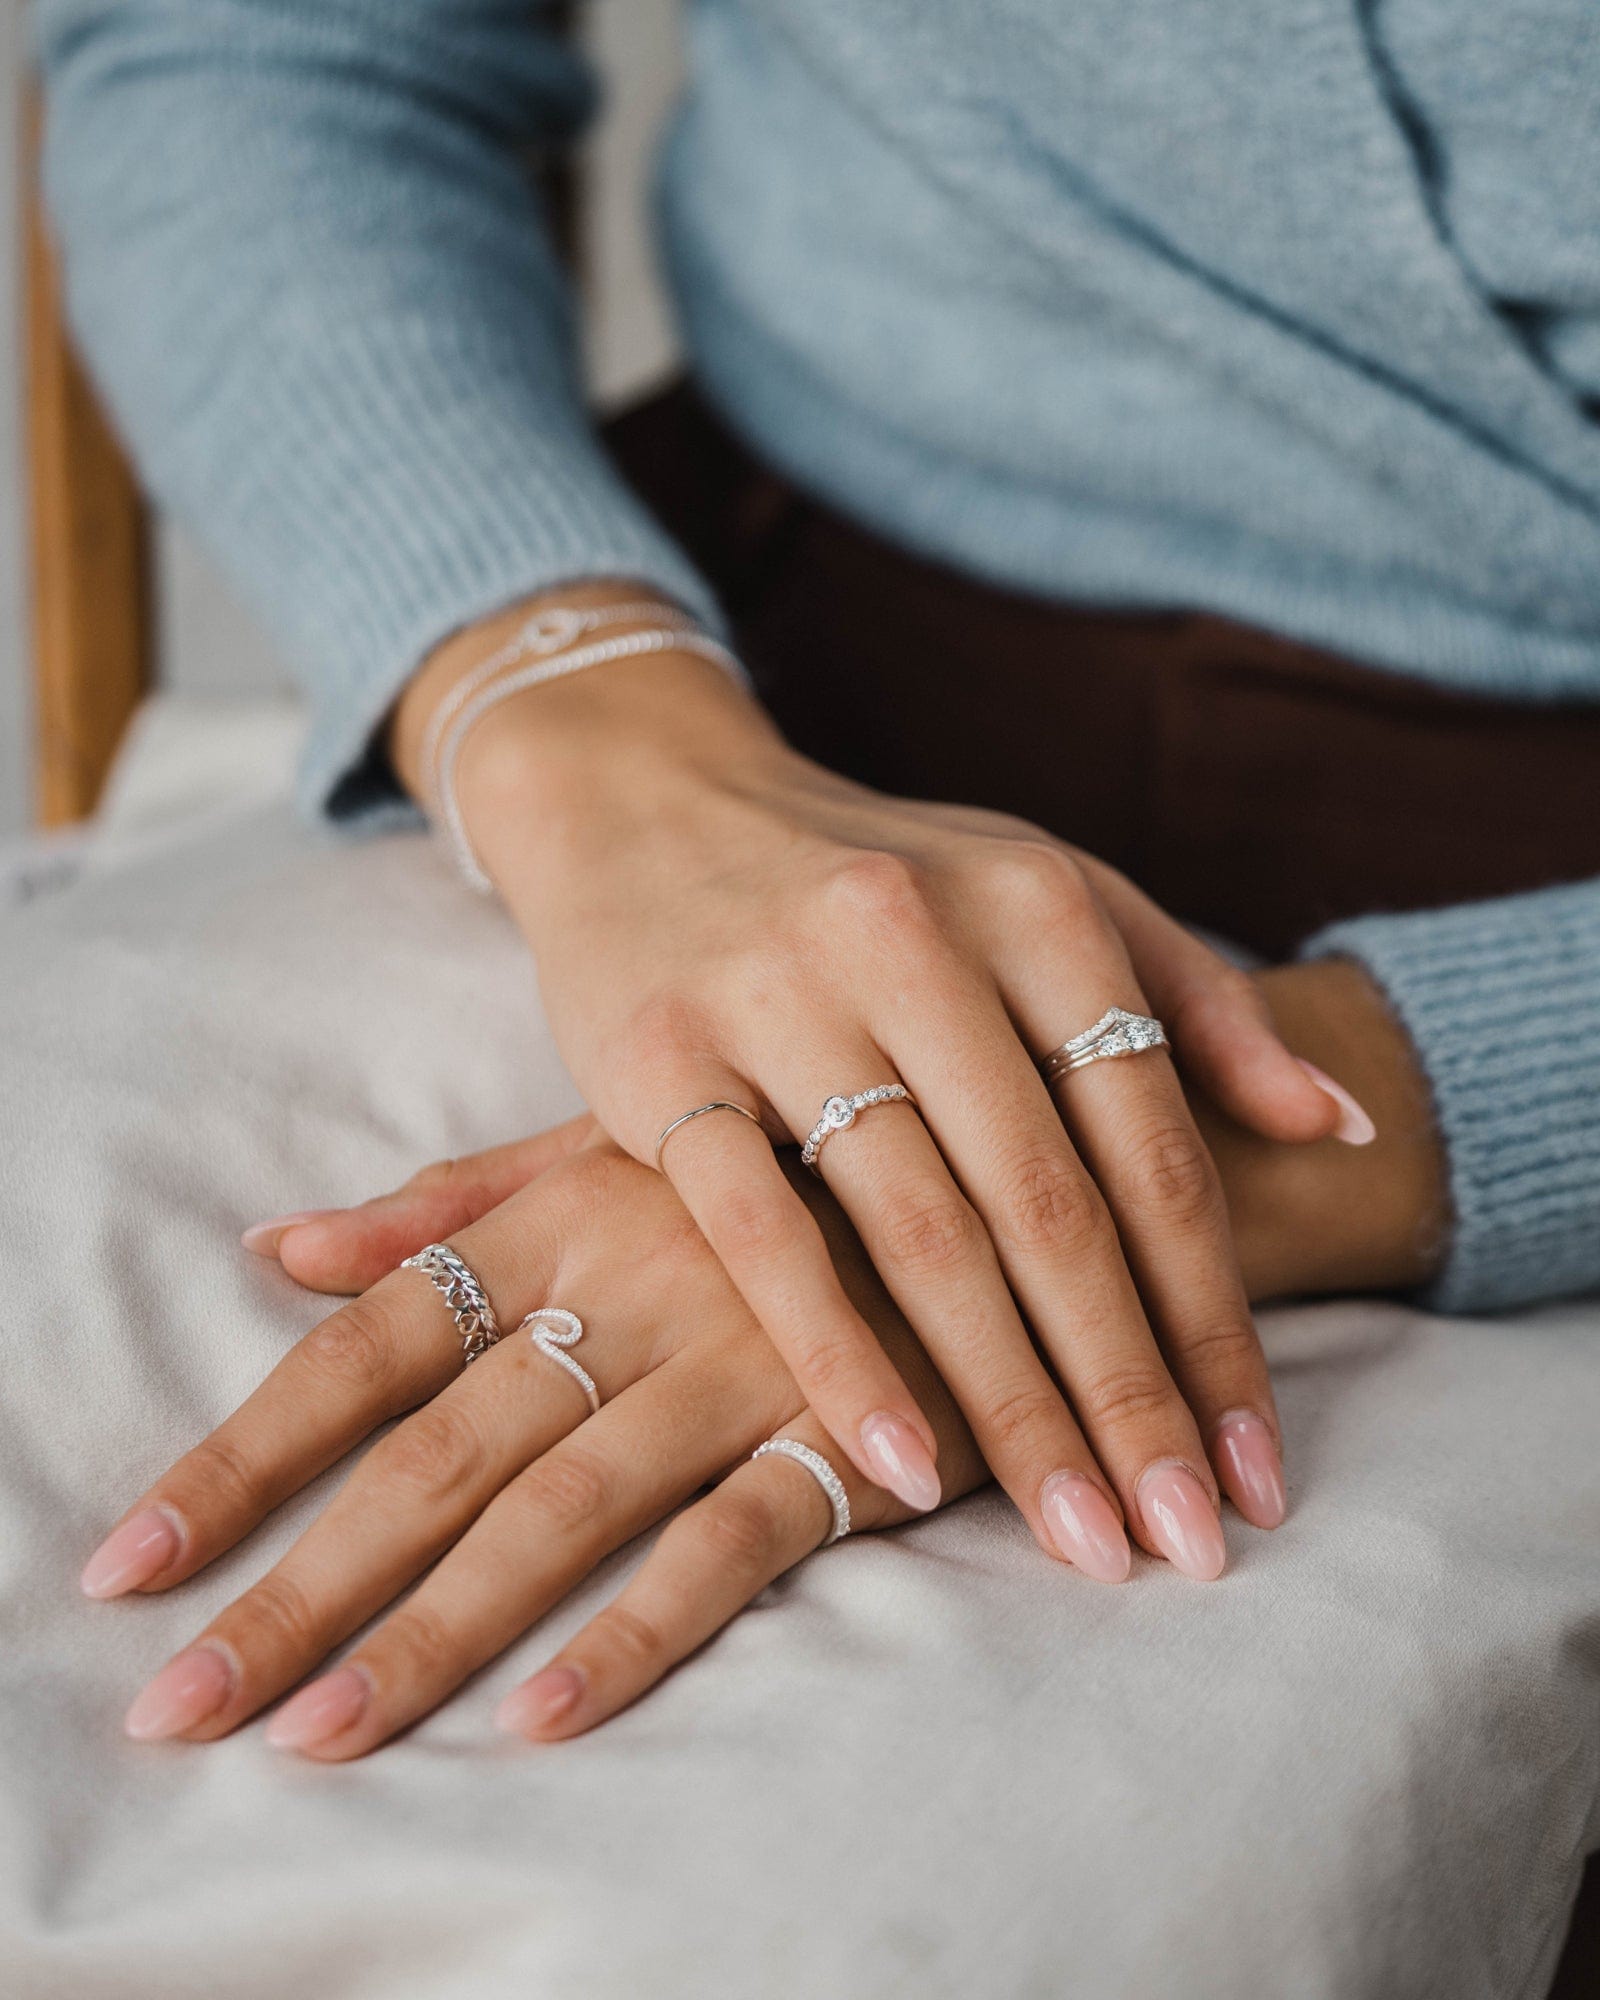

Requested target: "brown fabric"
[{"left": 604, "top": 381, "right": 1600, "bottom": 960}]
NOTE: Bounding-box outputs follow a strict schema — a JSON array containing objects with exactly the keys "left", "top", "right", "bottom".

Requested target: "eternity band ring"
[
  {"left": 752, "top": 1439, "right": 852, "bottom": 1546},
  {"left": 654, "top": 1099, "right": 765, "bottom": 1172},
  {"left": 1038, "top": 1006, "right": 1169, "bottom": 1086},
  {"left": 799, "top": 1084, "right": 918, "bottom": 1174},
  {"left": 519, "top": 1306, "right": 601, "bottom": 1416},
  {"left": 401, "top": 1242, "right": 502, "bottom": 1366}
]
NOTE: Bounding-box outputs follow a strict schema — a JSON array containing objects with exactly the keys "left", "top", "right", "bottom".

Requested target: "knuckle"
[
  {"left": 1176, "top": 1312, "right": 1263, "bottom": 1379},
  {"left": 617, "top": 992, "right": 708, "bottom": 1081},
  {"left": 822, "top": 851, "right": 932, "bottom": 938},
  {"left": 1127, "top": 1119, "right": 1221, "bottom": 1229},
  {"left": 179, "top": 1432, "right": 263, "bottom": 1520},
  {"left": 304, "top": 1296, "right": 396, "bottom": 1394},
  {"left": 991, "top": 1146, "right": 1104, "bottom": 1259},
  {"left": 876, "top": 1181, "right": 982, "bottom": 1278},
  {"left": 1170, "top": 961, "right": 1259, "bottom": 1038},
  {"left": 593, "top": 1601, "right": 667, "bottom": 1670},
  {"left": 979, "top": 1379, "right": 1066, "bottom": 1462},
  {"left": 235, "top": 1566, "right": 327, "bottom": 1655},
  {"left": 780, "top": 1321, "right": 857, "bottom": 1403},
  {"left": 515, "top": 1446, "right": 611, "bottom": 1536},
  {"left": 372, "top": 1401, "right": 481, "bottom": 1505},
  {"left": 694, "top": 1489, "right": 782, "bottom": 1573},
  {"left": 1083, "top": 1365, "right": 1179, "bottom": 1435},
  {"left": 376, "top": 1598, "right": 456, "bottom": 1680},
  {"left": 710, "top": 1184, "right": 791, "bottom": 1270}
]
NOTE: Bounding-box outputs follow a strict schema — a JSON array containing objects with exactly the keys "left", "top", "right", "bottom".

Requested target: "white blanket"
[{"left": 0, "top": 779, "right": 1596, "bottom": 2000}]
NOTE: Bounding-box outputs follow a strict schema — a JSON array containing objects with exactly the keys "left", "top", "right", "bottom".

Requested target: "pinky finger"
[{"left": 495, "top": 1417, "right": 872, "bottom": 1741}]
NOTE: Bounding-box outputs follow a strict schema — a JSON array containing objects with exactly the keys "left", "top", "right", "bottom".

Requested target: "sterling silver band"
[
  {"left": 519, "top": 1306, "right": 600, "bottom": 1415},
  {"left": 654, "top": 1099, "right": 765, "bottom": 1171},
  {"left": 799, "top": 1085, "right": 917, "bottom": 1173},
  {"left": 1038, "top": 1006, "right": 1169, "bottom": 1085},
  {"left": 752, "top": 1439, "right": 852, "bottom": 1546},
  {"left": 401, "top": 1243, "right": 502, "bottom": 1365}
]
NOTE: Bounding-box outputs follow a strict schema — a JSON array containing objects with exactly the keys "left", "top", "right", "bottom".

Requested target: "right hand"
[{"left": 389, "top": 587, "right": 1369, "bottom": 1575}]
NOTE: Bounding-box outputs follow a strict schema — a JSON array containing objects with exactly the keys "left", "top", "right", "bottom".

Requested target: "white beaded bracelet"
[{"left": 435, "top": 625, "right": 746, "bottom": 893}]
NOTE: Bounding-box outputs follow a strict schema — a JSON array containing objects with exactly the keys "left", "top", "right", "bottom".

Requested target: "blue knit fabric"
[{"left": 35, "top": 0, "right": 1600, "bottom": 1309}]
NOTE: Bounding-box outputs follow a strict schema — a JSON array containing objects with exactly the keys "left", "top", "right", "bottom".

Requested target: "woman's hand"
[
  {"left": 86, "top": 1141, "right": 986, "bottom": 1754},
  {"left": 388, "top": 588, "right": 1360, "bottom": 1574}
]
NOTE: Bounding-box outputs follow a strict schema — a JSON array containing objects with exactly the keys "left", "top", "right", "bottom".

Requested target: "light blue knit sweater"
[{"left": 36, "top": 1, "right": 1600, "bottom": 1312}]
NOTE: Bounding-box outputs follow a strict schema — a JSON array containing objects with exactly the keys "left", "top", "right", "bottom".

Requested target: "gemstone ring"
[{"left": 799, "top": 1084, "right": 918, "bottom": 1174}]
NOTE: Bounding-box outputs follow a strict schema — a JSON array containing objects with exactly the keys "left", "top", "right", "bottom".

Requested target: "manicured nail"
[
  {"left": 859, "top": 1413, "right": 941, "bottom": 1512},
  {"left": 80, "top": 1508, "right": 181, "bottom": 1598},
  {"left": 1040, "top": 1473, "right": 1131, "bottom": 1583},
  {"left": 124, "top": 1645, "right": 233, "bottom": 1741},
  {"left": 1137, "top": 1463, "right": 1227, "bottom": 1581},
  {"left": 1296, "top": 1061, "right": 1376, "bottom": 1146},
  {"left": 241, "top": 1211, "right": 337, "bottom": 1257},
  {"left": 496, "top": 1666, "right": 585, "bottom": 1738},
  {"left": 264, "top": 1666, "right": 369, "bottom": 1752},
  {"left": 1215, "top": 1410, "right": 1287, "bottom": 1530}
]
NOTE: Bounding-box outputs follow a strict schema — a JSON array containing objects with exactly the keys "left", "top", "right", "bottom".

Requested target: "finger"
[
  {"left": 1082, "top": 861, "right": 1367, "bottom": 1144},
  {"left": 258, "top": 1338, "right": 795, "bottom": 1760},
  {"left": 498, "top": 1411, "right": 882, "bottom": 1741},
  {"left": 83, "top": 1182, "right": 564, "bottom": 1599},
  {"left": 250, "top": 1113, "right": 600, "bottom": 1294},
  {"left": 1047, "top": 1044, "right": 1286, "bottom": 1531},
  {"left": 655, "top": 1076, "right": 944, "bottom": 1515},
  {"left": 799, "top": 1062, "right": 1137, "bottom": 1582},
  {"left": 122, "top": 1296, "right": 658, "bottom": 1743}
]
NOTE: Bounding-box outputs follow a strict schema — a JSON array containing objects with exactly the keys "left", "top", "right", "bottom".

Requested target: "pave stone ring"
[
  {"left": 519, "top": 1306, "right": 600, "bottom": 1415},
  {"left": 799, "top": 1084, "right": 918, "bottom": 1174},
  {"left": 1038, "top": 1006, "right": 1169, "bottom": 1086}
]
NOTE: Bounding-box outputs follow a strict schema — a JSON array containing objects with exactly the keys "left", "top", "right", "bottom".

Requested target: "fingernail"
[
  {"left": 496, "top": 1666, "right": 585, "bottom": 1738},
  {"left": 1296, "top": 1061, "right": 1376, "bottom": 1146},
  {"left": 1215, "top": 1410, "right": 1287, "bottom": 1530},
  {"left": 1040, "top": 1473, "right": 1131, "bottom": 1583},
  {"left": 265, "top": 1666, "right": 369, "bottom": 1752},
  {"left": 80, "top": 1508, "right": 181, "bottom": 1598},
  {"left": 124, "top": 1645, "right": 233, "bottom": 1741},
  {"left": 241, "top": 1211, "right": 337, "bottom": 1257},
  {"left": 1137, "top": 1462, "right": 1227, "bottom": 1581},
  {"left": 859, "top": 1413, "right": 942, "bottom": 1512}
]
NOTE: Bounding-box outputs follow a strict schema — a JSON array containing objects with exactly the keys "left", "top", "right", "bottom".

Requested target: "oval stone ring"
[{"left": 799, "top": 1084, "right": 919, "bottom": 1174}]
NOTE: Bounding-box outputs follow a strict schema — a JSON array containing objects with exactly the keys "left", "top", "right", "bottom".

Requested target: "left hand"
[{"left": 87, "top": 1140, "right": 985, "bottom": 1756}]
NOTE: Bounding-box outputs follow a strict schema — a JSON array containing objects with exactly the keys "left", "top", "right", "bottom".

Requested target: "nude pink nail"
[
  {"left": 124, "top": 1646, "right": 233, "bottom": 1741},
  {"left": 265, "top": 1667, "right": 369, "bottom": 1752},
  {"left": 1296, "top": 1061, "right": 1377, "bottom": 1146},
  {"left": 859, "top": 1413, "right": 941, "bottom": 1512},
  {"left": 1215, "top": 1410, "right": 1287, "bottom": 1530},
  {"left": 1137, "top": 1462, "right": 1227, "bottom": 1581},
  {"left": 80, "top": 1508, "right": 181, "bottom": 1598},
  {"left": 496, "top": 1666, "right": 585, "bottom": 1737},
  {"left": 241, "top": 1211, "right": 337, "bottom": 1257},
  {"left": 1041, "top": 1473, "right": 1131, "bottom": 1583}
]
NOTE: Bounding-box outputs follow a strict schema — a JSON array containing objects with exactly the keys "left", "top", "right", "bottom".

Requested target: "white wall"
[{"left": 0, "top": 0, "right": 683, "bottom": 837}]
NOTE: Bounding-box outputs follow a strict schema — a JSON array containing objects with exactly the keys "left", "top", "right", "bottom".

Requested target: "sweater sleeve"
[
  {"left": 34, "top": 0, "right": 724, "bottom": 828},
  {"left": 1300, "top": 877, "right": 1600, "bottom": 1314}
]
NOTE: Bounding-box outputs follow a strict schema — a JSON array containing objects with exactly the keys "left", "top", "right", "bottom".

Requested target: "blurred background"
[{"left": 0, "top": 0, "right": 684, "bottom": 839}]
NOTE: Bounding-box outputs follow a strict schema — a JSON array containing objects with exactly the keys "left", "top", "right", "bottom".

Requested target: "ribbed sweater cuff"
[
  {"left": 209, "top": 315, "right": 730, "bottom": 828},
  {"left": 1300, "top": 881, "right": 1600, "bottom": 1314}
]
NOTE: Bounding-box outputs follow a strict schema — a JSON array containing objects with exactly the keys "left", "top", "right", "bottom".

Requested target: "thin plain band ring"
[
  {"left": 799, "top": 1085, "right": 917, "bottom": 1174},
  {"left": 752, "top": 1439, "right": 852, "bottom": 1546},
  {"left": 519, "top": 1306, "right": 600, "bottom": 1415},
  {"left": 1038, "top": 1006, "right": 1169, "bottom": 1086},
  {"left": 400, "top": 1242, "right": 502, "bottom": 1366},
  {"left": 654, "top": 1099, "right": 765, "bottom": 1172}
]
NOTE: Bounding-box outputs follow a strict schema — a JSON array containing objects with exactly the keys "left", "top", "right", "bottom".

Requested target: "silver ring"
[
  {"left": 654, "top": 1099, "right": 764, "bottom": 1171},
  {"left": 799, "top": 1085, "right": 917, "bottom": 1174},
  {"left": 752, "top": 1439, "right": 852, "bottom": 1546},
  {"left": 401, "top": 1242, "right": 501, "bottom": 1365},
  {"left": 519, "top": 1306, "right": 600, "bottom": 1415},
  {"left": 1038, "top": 1006, "right": 1168, "bottom": 1086}
]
